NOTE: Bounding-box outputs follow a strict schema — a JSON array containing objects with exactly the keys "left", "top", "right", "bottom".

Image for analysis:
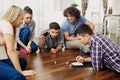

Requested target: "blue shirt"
[
  {"left": 89, "top": 33, "right": 120, "bottom": 72},
  {"left": 16, "top": 20, "right": 35, "bottom": 41},
  {"left": 61, "top": 16, "right": 86, "bottom": 37}
]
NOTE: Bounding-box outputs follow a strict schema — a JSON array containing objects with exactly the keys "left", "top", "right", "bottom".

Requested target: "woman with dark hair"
[
  {"left": 61, "top": 7, "right": 94, "bottom": 51},
  {"left": 16, "top": 6, "right": 38, "bottom": 54}
]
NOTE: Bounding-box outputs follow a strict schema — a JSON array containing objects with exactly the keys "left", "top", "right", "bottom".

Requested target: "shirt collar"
[
  {"left": 22, "top": 21, "right": 32, "bottom": 27},
  {"left": 88, "top": 33, "right": 95, "bottom": 48}
]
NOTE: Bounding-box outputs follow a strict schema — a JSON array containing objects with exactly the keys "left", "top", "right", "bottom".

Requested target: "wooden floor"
[{"left": 19, "top": 49, "right": 120, "bottom": 80}]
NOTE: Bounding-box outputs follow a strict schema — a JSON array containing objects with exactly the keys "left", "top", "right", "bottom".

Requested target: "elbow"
[
  {"left": 93, "top": 67, "right": 103, "bottom": 71},
  {"left": 90, "top": 23, "right": 95, "bottom": 31}
]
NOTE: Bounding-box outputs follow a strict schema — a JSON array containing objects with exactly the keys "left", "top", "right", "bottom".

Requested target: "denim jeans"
[
  {"left": 0, "top": 58, "right": 27, "bottom": 80},
  {"left": 17, "top": 27, "right": 38, "bottom": 53}
]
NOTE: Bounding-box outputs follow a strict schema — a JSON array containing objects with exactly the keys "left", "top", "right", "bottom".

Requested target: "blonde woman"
[{"left": 0, "top": 5, "right": 36, "bottom": 80}]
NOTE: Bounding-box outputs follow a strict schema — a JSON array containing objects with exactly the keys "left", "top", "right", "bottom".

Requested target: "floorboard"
[{"left": 18, "top": 49, "right": 119, "bottom": 80}]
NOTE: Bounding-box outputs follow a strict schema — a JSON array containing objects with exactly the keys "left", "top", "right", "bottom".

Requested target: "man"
[
  {"left": 61, "top": 7, "right": 94, "bottom": 50},
  {"left": 38, "top": 22, "right": 64, "bottom": 53},
  {"left": 75, "top": 24, "right": 120, "bottom": 73}
]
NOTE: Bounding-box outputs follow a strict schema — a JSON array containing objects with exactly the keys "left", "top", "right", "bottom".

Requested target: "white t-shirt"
[{"left": 0, "top": 20, "right": 13, "bottom": 45}]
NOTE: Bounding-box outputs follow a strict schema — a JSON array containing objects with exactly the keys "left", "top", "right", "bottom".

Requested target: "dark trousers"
[
  {"left": 0, "top": 58, "right": 27, "bottom": 80},
  {"left": 17, "top": 27, "right": 38, "bottom": 53}
]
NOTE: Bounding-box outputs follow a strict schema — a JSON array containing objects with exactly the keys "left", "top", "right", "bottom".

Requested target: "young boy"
[
  {"left": 75, "top": 24, "right": 120, "bottom": 73},
  {"left": 38, "top": 22, "right": 64, "bottom": 53}
]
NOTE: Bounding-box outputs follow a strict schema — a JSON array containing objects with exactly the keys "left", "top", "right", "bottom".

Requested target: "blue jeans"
[
  {"left": 0, "top": 58, "right": 27, "bottom": 80},
  {"left": 17, "top": 27, "right": 38, "bottom": 53}
]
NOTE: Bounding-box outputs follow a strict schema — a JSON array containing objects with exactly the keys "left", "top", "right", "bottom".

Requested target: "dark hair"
[
  {"left": 24, "top": 6, "right": 33, "bottom": 15},
  {"left": 49, "top": 22, "right": 60, "bottom": 30},
  {"left": 63, "top": 7, "right": 80, "bottom": 19},
  {"left": 75, "top": 24, "right": 93, "bottom": 36}
]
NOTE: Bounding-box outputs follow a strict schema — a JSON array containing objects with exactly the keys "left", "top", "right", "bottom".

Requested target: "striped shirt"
[{"left": 89, "top": 33, "right": 120, "bottom": 73}]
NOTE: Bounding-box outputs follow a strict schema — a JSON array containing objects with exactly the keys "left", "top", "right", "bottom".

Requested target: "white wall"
[
  {"left": 1, "top": 0, "right": 119, "bottom": 37},
  {"left": 112, "top": 0, "right": 120, "bottom": 14}
]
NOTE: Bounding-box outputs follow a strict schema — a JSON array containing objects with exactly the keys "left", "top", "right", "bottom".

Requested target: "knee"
[
  {"left": 31, "top": 42, "right": 38, "bottom": 53},
  {"left": 32, "top": 45, "right": 38, "bottom": 53},
  {"left": 21, "top": 27, "right": 30, "bottom": 35},
  {"left": 24, "top": 27, "right": 30, "bottom": 34}
]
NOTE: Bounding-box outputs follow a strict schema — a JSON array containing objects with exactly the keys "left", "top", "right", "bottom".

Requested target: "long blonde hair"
[
  {"left": 1, "top": 5, "right": 23, "bottom": 22},
  {"left": 1, "top": 5, "right": 23, "bottom": 36}
]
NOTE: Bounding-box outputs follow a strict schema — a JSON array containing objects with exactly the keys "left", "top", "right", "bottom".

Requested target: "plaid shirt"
[{"left": 89, "top": 33, "right": 120, "bottom": 73}]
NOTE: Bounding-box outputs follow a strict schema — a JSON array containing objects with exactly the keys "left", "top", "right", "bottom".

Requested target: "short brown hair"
[
  {"left": 75, "top": 24, "right": 93, "bottom": 36},
  {"left": 49, "top": 22, "right": 60, "bottom": 30},
  {"left": 24, "top": 6, "right": 33, "bottom": 15}
]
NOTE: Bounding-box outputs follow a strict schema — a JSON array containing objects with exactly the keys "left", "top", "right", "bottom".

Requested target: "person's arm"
[
  {"left": 51, "top": 45, "right": 62, "bottom": 53},
  {"left": 16, "top": 24, "right": 27, "bottom": 49},
  {"left": 85, "top": 20, "right": 95, "bottom": 30},
  {"left": 38, "top": 34, "right": 46, "bottom": 49},
  {"left": 17, "top": 39, "right": 27, "bottom": 49},
  {"left": 91, "top": 41, "right": 103, "bottom": 71},
  {"left": 4, "top": 34, "right": 36, "bottom": 76},
  {"left": 27, "top": 20, "right": 36, "bottom": 49},
  {"left": 61, "top": 19, "right": 77, "bottom": 41},
  {"left": 4, "top": 34, "right": 22, "bottom": 71},
  {"left": 76, "top": 56, "right": 91, "bottom": 63},
  {"left": 17, "top": 39, "right": 31, "bottom": 53},
  {"left": 84, "top": 57, "right": 91, "bottom": 62},
  {"left": 64, "top": 31, "right": 78, "bottom": 41},
  {"left": 55, "top": 46, "right": 62, "bottom": 52},
  {"left": 27, "top": 36, "right": 33, "bottom": 49}
]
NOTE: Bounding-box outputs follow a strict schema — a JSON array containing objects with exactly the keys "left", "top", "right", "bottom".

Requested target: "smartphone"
[{"left": 43, "top": 32, "right": 49, "bottom": 37}]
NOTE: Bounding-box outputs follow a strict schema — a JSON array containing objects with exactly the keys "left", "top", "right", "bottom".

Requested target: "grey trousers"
[{"left": 65, "top": 40, "right": 90, "bottom": 52}]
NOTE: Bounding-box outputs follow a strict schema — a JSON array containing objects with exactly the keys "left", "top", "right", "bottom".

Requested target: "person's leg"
[
  {"left": 65, "top": 40, "right": 83, "bottom": 49},
  {"left": 0, "top": 61, "right": 26, "bottom": 80},
  {"left": 65, "top": 40, "right": 90, "bottom": 52},
  {"left": 30, "top": 41, "right": 38, "bottom": 53},
  {"left": 0, "top": 58, "right": 27, "bottom": 70},
  {"left": 17, "top": 27, "right": 30, "bottom": 48}
]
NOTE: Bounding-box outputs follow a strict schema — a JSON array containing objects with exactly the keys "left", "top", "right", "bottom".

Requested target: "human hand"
[
  {"left": 41, "top": 33, "right": 46, "bottom": 42},
  {"left": 76, "top": 56, "right": 85, "bottom": 63},
  {"left": 25, "top": 47, "right": 31, "bottom": 53},
  {"left": 27, "top": 43, "right": 31, "bottom": 49},
  {"left": 21, "top": 70, "right": 37, "bottom": 77},
  {"left": 51, "top": 48, "right": 57, "bottom": 53}
]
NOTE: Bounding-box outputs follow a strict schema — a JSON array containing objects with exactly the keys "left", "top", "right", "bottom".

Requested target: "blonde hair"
[{"left": 1, "top": 5, "right": 23, "bottom": 22}]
